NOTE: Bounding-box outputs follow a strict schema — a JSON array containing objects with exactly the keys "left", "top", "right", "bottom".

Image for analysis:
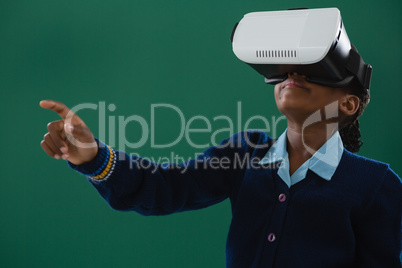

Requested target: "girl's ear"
[{"left": 339, "top": 94, "right": 360, "bottom": 116}]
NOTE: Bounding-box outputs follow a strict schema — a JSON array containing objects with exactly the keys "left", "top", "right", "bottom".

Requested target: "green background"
[{"left": 1, "top": 0, "right": 401, "bottom": 267}]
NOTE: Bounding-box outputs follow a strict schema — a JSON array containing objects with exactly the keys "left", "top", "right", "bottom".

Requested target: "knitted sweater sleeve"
[
  {"left": 68, "top": 132, "right": 254, "bottom": 216},
  {"left": 354, "top": 167, "right": 402, "bottom": 267}
]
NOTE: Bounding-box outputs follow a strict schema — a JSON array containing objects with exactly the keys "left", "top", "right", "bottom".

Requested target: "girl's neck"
[{"left": 285, "top": 121, "right": 338, "bottom": 175}]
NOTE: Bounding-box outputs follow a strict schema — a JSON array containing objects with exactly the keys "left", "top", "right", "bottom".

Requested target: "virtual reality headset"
[{"left": 231, "top": 8, "right": 372, "bottom": 94}]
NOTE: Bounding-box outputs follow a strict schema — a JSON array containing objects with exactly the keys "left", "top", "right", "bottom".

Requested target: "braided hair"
[{"left": 339, "top": 79, "right": 370, "bottom": 153}]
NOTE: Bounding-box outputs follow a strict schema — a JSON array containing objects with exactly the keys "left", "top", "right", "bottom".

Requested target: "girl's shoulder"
[{"left": 340, "top": 150, "right": 401, "bottom": 193}]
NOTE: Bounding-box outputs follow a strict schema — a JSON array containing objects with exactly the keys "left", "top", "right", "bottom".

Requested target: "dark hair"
[{"left": 339, "top": 79, "right": 370, "bottom": 153}]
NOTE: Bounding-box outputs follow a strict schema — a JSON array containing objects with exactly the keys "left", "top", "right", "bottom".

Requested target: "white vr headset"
[{"left": 231, "top": 8, "right": 372, "bottom": 94}]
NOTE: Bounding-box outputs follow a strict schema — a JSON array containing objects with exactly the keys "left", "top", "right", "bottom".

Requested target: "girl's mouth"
[{"left": 284, "top": 79, "right": 306, "bottom": 89}]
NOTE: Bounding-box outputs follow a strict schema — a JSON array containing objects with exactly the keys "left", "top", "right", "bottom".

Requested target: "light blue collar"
[{"left": 258, "top": 130, "right": 344, "bottom": 188}]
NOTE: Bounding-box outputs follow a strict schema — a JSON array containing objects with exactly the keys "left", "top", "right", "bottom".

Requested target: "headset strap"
[{"left": 346, "top": 47, "right": 372, "bottom": 95}]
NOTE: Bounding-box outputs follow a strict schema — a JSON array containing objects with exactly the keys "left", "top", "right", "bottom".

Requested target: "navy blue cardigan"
[{"left": 70, "top": 131, "right": 402, "bottom": 267}]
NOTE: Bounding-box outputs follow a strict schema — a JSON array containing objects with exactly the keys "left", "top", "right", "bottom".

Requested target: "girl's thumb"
[{"left": 64, "top": 123, "right": 74, "bottom": 134}]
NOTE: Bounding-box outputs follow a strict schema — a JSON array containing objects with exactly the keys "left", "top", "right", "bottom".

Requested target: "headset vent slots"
[{"left": 255, "top": 50, "right": 297, "bottom": 58}]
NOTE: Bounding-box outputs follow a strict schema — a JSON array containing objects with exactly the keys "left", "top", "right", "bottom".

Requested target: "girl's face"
[{"left": 274, "top": 73, "right": 349, "bottom": 122}]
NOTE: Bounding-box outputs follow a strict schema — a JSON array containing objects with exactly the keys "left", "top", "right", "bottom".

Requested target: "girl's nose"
[
  {"left": 288, "top": 72, "right": 299, "bottom": 77},
  {"left": 288, "top": 72, "right": 306, "bottom": 79}
]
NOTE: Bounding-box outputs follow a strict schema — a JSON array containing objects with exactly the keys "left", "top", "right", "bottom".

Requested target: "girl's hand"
[{"left": 40, "top": 100, "right": 98, "bottom": 165}]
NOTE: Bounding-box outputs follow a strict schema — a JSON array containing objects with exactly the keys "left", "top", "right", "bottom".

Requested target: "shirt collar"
[
  {"left": 259, "top": 130, "right": 288, "bottom": 165},
  {"left": 259, "top": 130, "right": 344, "bottom": 181}
]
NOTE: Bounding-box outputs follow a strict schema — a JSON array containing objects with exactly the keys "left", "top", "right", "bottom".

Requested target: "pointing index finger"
[{"left": 40, "top": 100, "right": 74, "bottom": 119}]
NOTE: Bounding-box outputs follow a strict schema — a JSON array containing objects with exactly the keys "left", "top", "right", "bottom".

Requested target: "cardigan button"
[
  {"left": 278, "top": 193, "right": 286, "bottom": 202},
  {"left": 267, "top": 233, "right": 276, "bottom": 242}
]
